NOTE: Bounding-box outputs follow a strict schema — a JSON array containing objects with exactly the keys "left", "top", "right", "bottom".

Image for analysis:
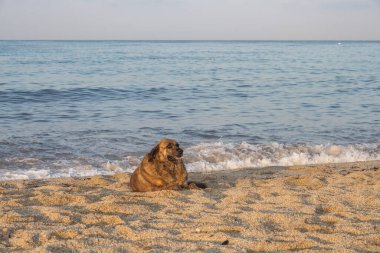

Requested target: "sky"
[{"left": 0, "top": 0, "right": 379, "bottom": 40}]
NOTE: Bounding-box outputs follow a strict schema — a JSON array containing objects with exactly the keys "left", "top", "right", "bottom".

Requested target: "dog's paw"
[{"left": 187, "top": 181, "right": 207, "bottom": 190}]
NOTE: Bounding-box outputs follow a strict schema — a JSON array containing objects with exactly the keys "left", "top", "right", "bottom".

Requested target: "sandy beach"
[{"left": 1, "top": 160, "right": 379, "bottom": 252}]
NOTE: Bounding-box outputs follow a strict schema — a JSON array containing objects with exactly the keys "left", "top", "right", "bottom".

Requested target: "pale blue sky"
[{"left": 0, "top": 0, "right": 379, "bottom": 40}]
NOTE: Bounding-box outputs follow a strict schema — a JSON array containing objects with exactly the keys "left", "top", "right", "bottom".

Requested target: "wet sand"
[{"left": 1, "top": 161, "right": 379, "bottom": 252}]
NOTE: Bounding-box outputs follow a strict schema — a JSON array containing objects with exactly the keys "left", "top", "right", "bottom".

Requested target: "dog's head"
[{"left": 148, "top": 139, "right": 183, "bottom": 163}]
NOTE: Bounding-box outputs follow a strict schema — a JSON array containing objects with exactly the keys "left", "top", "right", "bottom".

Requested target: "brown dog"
[{"left": 130, "top": 139, "right": 193, "bottom": 192}]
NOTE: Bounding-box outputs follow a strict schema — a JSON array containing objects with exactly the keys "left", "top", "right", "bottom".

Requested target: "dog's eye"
[{"left": 167, "top": 144, "right": 173, "bottom": 149}]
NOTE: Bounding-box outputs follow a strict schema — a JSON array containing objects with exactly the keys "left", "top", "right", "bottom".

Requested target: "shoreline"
[{"left": 1, "top": 160, "right": 379, "bottom": 252}]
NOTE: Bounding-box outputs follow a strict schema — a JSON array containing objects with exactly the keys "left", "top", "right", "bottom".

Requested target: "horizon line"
[{"left": 1, "top": 39, "right": 380, "bottom": 42}]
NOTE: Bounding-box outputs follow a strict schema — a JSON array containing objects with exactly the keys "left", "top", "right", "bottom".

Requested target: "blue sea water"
[{"left": 1, "top": 40, "right": 380, "bottom": 180}]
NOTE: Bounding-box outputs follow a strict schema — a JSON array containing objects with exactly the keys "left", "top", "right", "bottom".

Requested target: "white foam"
[
  {"left": 184, "top": 142, "right": 380, "bottom": 172},
  {"left": 1, "top": 142, "right": 379, "bottom": 181},
  {"left": 1, "top": 168, "right": 50, "bottom": 181}
]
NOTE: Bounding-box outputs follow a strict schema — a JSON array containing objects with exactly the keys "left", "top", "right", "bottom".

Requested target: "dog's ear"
[{"left": 148, "top": 144, "right": 159, "bottom": 162}]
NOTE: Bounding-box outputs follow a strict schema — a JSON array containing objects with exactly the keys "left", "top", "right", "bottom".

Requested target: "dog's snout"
[{"left": 177, "top": 148, "right": 183, "bottom": 156}]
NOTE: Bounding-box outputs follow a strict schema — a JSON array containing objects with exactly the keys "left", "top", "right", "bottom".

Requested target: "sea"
[{"left": 1, "top": 40, "right": 379, "bottom": 181}]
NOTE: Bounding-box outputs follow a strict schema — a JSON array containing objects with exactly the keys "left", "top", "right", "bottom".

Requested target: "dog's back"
[{"left": 130, "top": 156, "right": 150, "bottom": 192}]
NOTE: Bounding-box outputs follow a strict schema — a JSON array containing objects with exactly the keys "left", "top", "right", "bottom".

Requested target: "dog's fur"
[{"left": 130, "top": 139, "right": 191, "bottom": 192}]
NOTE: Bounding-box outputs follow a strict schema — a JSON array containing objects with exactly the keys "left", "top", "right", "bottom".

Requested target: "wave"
[
  {"left": 0, "top": 87, "right": 170, "bottom": 104},
  {"left": 184, "top": 142, "right": 380, "bottom": 172},
  {"left": 1, "top": 142, "right": 379, "bottom": 181}
]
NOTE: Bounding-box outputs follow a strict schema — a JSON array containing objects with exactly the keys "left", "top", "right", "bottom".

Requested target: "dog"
[{"left": 130, "top": 139, "right": 203, "bottom": 192}]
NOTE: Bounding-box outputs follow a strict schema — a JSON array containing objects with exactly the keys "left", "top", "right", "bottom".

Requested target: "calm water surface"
[{"left": 1, "top": 41, "right": 379, "bottom": 180}]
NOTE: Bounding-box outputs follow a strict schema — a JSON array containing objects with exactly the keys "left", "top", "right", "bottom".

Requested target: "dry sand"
[{"left": 1, "top": 161, "right": 379, "bottom": 252}]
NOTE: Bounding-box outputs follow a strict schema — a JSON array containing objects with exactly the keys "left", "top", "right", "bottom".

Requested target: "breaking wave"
[
  {"left": 184, "top": 142, "right": 380, "bottom": 172},
  {"left": 1, "top": 142, "right": 379, "bottom": 181}
]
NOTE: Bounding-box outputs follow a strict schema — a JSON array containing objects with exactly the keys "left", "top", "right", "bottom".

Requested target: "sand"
[{"left": 1, "top": 161, "right": 379, "bottom": 252}]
